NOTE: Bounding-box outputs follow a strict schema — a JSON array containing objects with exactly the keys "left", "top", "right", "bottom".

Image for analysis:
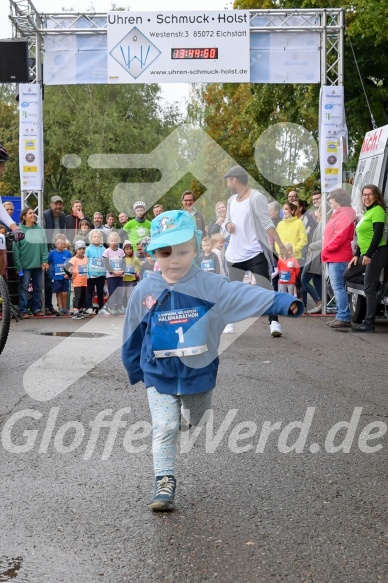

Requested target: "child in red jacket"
[{"left": 277, "top": 243, "right": 300, "bottom": 296}]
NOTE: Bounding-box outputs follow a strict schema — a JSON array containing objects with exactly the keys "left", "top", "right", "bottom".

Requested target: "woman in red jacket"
[{"left": 322, "top": 189, "right": 356, "bottom": 328}]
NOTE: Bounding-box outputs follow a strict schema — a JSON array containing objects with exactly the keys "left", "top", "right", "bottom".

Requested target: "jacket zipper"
[{"left": 169, "top": 285, "right": 181, "bottom": 396}]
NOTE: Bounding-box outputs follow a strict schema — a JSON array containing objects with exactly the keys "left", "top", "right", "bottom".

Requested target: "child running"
[
  {"left": 47, "top": 233, "right": 72, "bottom": 316},
  {"left": 122, "top": 210, "right": 303, "bottom": 512}
]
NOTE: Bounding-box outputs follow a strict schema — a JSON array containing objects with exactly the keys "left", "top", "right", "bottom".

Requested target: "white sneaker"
[
  {"left": 223, "top": 324, "right": 234, "bottom": 334},
  {"left": 270, "top": 321, "right": 282, "bottom": 337},
  {"left": 98, "top": 308, "right": 110, "bottom": 316},
  {"left": 307, "top": 304, "right": 322, "bottom": 314}
]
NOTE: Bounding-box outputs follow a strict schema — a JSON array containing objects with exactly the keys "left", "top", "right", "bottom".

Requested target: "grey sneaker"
[
  {"left": 72, "top": 312, "right": 84, "bottom": 320},
  {"left": 150, "top": 476, "right": 176, "bottom": 512}
]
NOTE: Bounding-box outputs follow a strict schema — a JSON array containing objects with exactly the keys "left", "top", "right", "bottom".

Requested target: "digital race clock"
[{"left": 171, "top": 48, "right": 219, "bottom": 60}]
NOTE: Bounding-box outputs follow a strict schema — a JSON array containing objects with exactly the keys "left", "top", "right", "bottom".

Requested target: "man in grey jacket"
[{"left": 224, "top": 165, "right": 289, "bottom": 337}]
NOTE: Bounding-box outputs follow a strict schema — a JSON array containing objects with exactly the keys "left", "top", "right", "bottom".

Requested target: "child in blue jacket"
[{"left": 122, "top": 210, "right": 303, "bottom": 512}]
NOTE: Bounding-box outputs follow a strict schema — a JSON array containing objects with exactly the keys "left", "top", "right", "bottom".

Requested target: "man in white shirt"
[{"left": 224, "top": 165, "right": 289, "bottom": 337}]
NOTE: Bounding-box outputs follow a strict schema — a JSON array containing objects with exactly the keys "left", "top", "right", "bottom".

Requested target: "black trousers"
[
  {"left": 87, "top": 276, "right": 105, "bottom": 310},
  {"left": 344, "top": 245, "right": 388, "bottom": 325},
  {"left": 227, "top": 252, "right": 278, "bottom": 324},
  {"left": 73, "top": 286, "right": 87, "bottom": 310}
]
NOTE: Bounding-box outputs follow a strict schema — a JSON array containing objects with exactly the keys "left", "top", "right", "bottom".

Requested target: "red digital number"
[
  {"left": 180, "top": 49, "right": 185, "bottom": 59},
  {"left": 189, "top": 50, "right": 194, "bottom": 58},
  {"left": 195, "top": 49, "right": 201, "bottom": 58},
  {"left": 210, "top": 48, "right": 216, "bottom": 59}
]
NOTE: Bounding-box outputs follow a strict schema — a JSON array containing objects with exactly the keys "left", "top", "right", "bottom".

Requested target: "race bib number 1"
[{"left": 151, "top": 306, "right": 209, "bottom": 357}]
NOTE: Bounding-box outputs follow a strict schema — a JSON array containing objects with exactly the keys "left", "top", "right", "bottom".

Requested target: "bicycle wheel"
[{"left": 0, "top": 275, "right": 11, "bottom": 355}]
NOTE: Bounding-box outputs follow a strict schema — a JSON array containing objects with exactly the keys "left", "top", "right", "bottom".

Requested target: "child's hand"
[{"left": 289, "top": 301, "right": 300, "bottom": 315}]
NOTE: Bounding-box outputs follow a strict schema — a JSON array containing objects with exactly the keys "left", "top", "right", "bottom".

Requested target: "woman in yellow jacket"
[{"left": 275, "top": 202, "right": 308, "bottom": 260}]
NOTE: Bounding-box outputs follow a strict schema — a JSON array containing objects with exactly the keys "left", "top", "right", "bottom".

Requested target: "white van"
[{"left": 347, "top": 125, "right": 388, "bottom": 322}]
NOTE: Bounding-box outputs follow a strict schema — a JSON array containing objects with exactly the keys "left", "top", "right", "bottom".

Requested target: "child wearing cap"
[
  {"left": 122, "top": 240, "right": 142, "bottom": 311},
  {"left": 64, "top": 240, "right": 88, "bottom": 319},
  {"left": 122, "top": 210, "right": 304, "bottom": 512}
]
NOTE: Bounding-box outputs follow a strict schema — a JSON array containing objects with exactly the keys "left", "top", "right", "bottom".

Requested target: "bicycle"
[{"left": 0, "top": 232, "right": 21, "bottom": 355}]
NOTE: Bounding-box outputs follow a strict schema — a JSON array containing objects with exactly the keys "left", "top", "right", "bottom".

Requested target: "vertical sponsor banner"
[
  {"left": 319, "top": 86, "right": 347, "bottom": 193},
  {"left": 19, "top": 84, "right": 44, "bottom": 191}
]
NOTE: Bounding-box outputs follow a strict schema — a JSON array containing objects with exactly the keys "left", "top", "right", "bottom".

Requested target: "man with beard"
[
  {"left": 43, "top": 195, "right": 67, "bottom": 314},
  {"left": 65, "top": 200, "right": 91, "bottom": 242},
  {"left": 43, "top": 195, "right": 66, "bottom": 248},
  {"left": 224, "top": 165, "right": 289, "bottom": 337}
]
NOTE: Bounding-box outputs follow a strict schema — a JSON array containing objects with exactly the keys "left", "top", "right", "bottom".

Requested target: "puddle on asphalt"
[
  {"left": 38, "top": 331, "right": 107, "bottom": 338},
  {"left": 0, "top": 557, "right": 23, "bottom": 581}
]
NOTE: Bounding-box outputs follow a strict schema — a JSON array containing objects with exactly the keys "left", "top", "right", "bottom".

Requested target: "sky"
[{"left": 1, "top": 0, "right": 231, "bottom": 107}]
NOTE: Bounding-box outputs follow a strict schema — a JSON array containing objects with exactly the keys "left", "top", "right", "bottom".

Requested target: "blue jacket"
[
  {"left": 85, "top": 244, "right": 106, "bottom": 277},
  {"left": 122, "top": 266, "right": 303, "bottom": 396}
]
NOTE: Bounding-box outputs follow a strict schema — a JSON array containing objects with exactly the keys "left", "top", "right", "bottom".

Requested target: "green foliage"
[
  {"left": 195, "top": 0, "right": 388, "bottom": 198},
  {"left": 44, "top": 83, "right": 182, "bottom": 216},
  {"left": 0, "top": 91, "right": 19, "bottom": 197},
  {"left": 1, "top": 82, "right": 182, "bottom": 217}
]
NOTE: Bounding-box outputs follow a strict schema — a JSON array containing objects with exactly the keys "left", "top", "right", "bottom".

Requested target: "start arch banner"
[{"left": 42, "top": 11, "right": 320, "bottom": 85}]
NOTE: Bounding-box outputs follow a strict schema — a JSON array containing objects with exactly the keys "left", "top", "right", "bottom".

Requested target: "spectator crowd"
[{"left": 1, "top": 174, "right": 385, "bottom": 334}]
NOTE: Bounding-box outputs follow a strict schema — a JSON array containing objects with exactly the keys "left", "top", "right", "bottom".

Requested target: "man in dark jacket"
[
  {"left": 43, "top": 195, "right": 66, "bottom": 249},
  {"left": 43, "top": 195, "right": 67, "bottom": 314}
]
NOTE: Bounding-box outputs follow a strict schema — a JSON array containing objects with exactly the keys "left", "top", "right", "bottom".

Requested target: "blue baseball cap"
[{"left": 147, "top": 210, "right": 202, "bottom": 256}]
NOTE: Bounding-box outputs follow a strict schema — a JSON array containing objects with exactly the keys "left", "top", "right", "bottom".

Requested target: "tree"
[
  {"left": 195, "top": 0, "right": 388, "bottom": 202},
  {"left": 0, "top": 88, "right": 19, "bottom": 197},
  {"left": 42, "top": 83, "right": 182, "bottom": 218}
]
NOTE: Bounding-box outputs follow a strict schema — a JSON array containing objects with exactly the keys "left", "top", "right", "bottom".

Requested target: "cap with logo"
[
  {"left": 74, "top": 240, "right": 86, "bottom": 250},
  {"left": 223, "top": 165, "right": 248, "bottom": 179},
  {"left": 146, "top": 210, "right": 202, "bottom": 257},
  {"left": 51, "top": 195, "right": 63, "bottom": 204}
]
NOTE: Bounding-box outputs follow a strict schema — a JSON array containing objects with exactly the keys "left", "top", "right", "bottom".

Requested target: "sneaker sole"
[
  {"left": 150, "top": 501, "right": 175, "bottom": 511},
  {"left": 271, "top": 331, "right": 282, "bottom": 337}
]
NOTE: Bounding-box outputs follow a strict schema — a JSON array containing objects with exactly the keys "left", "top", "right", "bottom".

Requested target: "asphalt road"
[{"left": 0, "top": 313, "right": 387, "bottom": 583}]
